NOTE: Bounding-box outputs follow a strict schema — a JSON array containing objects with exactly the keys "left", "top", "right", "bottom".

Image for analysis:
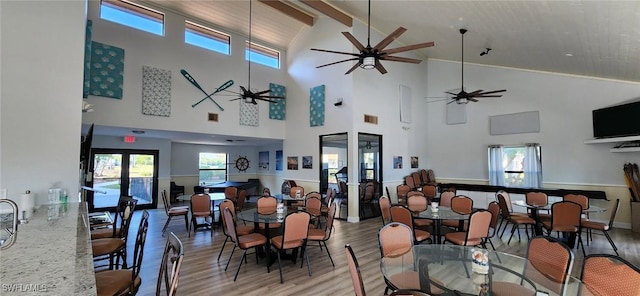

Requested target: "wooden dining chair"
[
  {"left": 492, "top": 236, "right": 574, "bottom": 296},
  {"left": 307, "top": 202, "right": 337, "bottom": 267},
  {"left": 91, "top": 195, "right": 138, "bottom": 240},
  {"left": 92, "top": 196, "right": 137, "bottom": 269},
  {"left": 345, "top": 244, "right": 367, "bottom": 296},
  {"left": 390, "top": 205, "right": 431, "bottom": 245},
  {"left": 217, "top": 199, "right": 254, "bottom": 261},
  {"left": 580, "top": 254, "right": 640, "bottom": 296},
  {"left": 271, "top": 211, "right": 312, "bottom": 283},
  {"left": 189, "top": 193, "right": 213, "bottom": 237},
  {"left": 161, "top": 189, "right": 189, "bottom": 236},
  {"left": 222, "top": 208, "right": 268, "bottom": 281},
  {"left": 156, "top": 232, "right": 184, "bottom": 296},
  {"left": 95, "top": 210, "right": 149, "bottom": 296}
]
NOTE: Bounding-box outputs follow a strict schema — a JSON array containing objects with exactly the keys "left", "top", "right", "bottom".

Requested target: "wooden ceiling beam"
[
  {"left": 299, "top": 0, "right": 352, "bottom": 27},
  {"left": 258, "top": 0, "right": 315, "bottom": 26}
]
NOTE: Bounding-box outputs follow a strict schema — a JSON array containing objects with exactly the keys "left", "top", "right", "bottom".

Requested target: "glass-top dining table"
[
  {"left": 408, "top": 205, "right": 469, "bottom": 244},
  {"left": 381, "top": 244, "right": 585, "bottom": 296}
]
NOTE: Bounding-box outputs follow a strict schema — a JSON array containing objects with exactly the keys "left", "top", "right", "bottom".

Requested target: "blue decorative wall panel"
[
  {"left": 269, "top": 83, "right": 286, "bottom": 120},
  {"left": 310, "top": 84, "right": 325, "bottom": 127},
  {"left": 89, "top": 41, "right": 124, "bottom": 99}
]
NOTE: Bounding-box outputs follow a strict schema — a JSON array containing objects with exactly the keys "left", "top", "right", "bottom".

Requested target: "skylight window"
[
  {"left": 185, "top": 21, "right": 230, "bottom": 55},
  {"left": 245, "top": 41, "right": 280, "bottom": 69},
  {"left": 100, "top": 0, "right": 164, "bottom": 36}
]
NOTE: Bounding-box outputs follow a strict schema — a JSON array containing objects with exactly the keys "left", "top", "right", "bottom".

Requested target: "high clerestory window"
[
  {"left": 245, "top": 41, "right": 280, "bottom": 69},
  {"left": 100, "top": 0, "right": 164, "bottom": 36},
  {"left": 185, "top": 21, "right": 230, "bottom": 55}
]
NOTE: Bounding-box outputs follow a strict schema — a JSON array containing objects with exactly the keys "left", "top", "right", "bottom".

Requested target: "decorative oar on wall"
[
  {"left": 623, "top": 163, "right": 640, "bottom": 202},
  {"left": 180, "top": 69, "right": 233, "bottom": 111}
]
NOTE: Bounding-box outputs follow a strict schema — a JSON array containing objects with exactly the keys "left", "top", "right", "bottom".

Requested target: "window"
[
  {"left": 100, "top": 0, "right": 164, "bottom": 36},
  {"left": 245, "top": 41, "right": 280, "bottom": 69},
  {"left": 185, "top": 21, "right": 230, "bottom": 55},
  {"left": 488, "top": 144, "right": 542, "bottom": 188},
  {"left": 199, "top": 153, "right": 227, "bottom": 184}
]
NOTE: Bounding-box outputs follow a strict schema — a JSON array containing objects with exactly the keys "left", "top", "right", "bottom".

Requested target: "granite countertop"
[{"left": 0, "top": 202, "right": 97, "bottom": 295}]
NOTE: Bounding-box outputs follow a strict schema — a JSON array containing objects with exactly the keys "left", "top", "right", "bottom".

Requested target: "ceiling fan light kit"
[{"left": 310, "top": 0, "right": 434, "bottom": 74}]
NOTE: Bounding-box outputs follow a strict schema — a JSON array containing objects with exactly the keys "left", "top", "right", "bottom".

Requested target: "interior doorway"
[{"left": 87, "top": 148, "right": 159, "bottom": 212}]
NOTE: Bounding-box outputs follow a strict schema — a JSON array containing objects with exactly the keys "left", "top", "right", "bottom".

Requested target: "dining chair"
[
  {"left": 218, "top": 199, "right": 255, "bottom": 261},
  {"left": 170, "top": 181, "right": 185, "bottom": 202},
  {"left": 581, "top": 198, "right": 620, "bottom": 255},
  {"left": 92, "top": 196, "right": 137, "bottom": 270},
  {"left": 378, "top": 222, "right": 415, "bottom": 294},
  {"left": 421, "top": 185, "right": 437, "bottom": 201},
  {"left": 563, "top": 194, "right": 590, "bottom": 241},
  {"left": 236, "top": 189, "right": 248, "bottom": 212},
  {"left": 396, "top": 184, "right": 411, "bottom": 205},
  {"left": 271, "top": 211, "right": 312, "bottom": 283},
  {"left": 438, "top": 191, "right": 455, "bottom": 208},
  {"left": 156, "top": 232, "right": 184, "bottom": 296},
  {"left": 411, "top": 172, "right": 422, "bottom": 187},
  {"left": 189, "top": 193, "right": 213, "bottom": 237},
  {"left": 390, "top": 205, "right": 432, "bottom": 245},
  {"left": 91, "top": 195, "right": 138, "bottom": 240},
  {"left": 486, "top": 201, "right": 500, "bottom": 250},
  {"left": 307, "top": 202, "right": 336, "bottom": 267},
  {"left": 492, "top": 236, "right": 574, "bottom": 296},
  {"left": 442, "top": 195, "right": 473, "bottom": 229},
  {"left": 95, "top": 210, "right": 149, "bottom": 296},
  {"left": 257, "top": 196, "right": 281, "bottom": 230},
  {"left": 224, "top": 186, "right": 238, "bottom": 202},
  {"left": 444, "top": 209, "right": 491, "bottom": 248},
  {"left": 345, "top": 244, "right": 367, "bottom": 296},
  {"left": 161, "top": 189, "right": 189, "bottom": 236},
  {"left": 526, "top": 191, "right": 550, "bottom": 219},
  {"left": 379, "top": 196, "right": 392, "bottom": 225},
  {"left": 222, "top": 208, "right": 268, "bottom": 281},
  {"left": 541, "top": 200, "right": 585, "bottom": 256},
  {"left": 580, "top": 254, "right": 640, "bottom": 296},
  {"left": 406, "top": 195, "right": 432, "bottom": 230},
  {"left": 496, "top": 193, "right": 535, "bottom": 244},
  {"left": 360, "top": 182, "right": 376, "bottom": 217},
  {"left": 305, "top": 194, "right": 323, "bottom": 226},
  {"left": 289, "top": 186, "right": 305, "bottom": 206},
  {"left": 404, "top": 175, "right": 416, "bottom": 190},
  {"left": 419, "top": 169, "right": 429, "bottom": 186}
]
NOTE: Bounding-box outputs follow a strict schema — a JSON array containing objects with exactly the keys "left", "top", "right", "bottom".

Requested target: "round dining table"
[
  {"left": 381, "top": 244, "right": 585, "bottom": 296},
  {"left": 408, "top": 205, "right": 469, "bottom": 244}
]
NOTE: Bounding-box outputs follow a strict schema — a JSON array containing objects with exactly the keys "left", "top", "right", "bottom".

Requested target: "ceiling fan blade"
[
  {"left": 375, "top": 60, "right": 388, "bottom": 74},
  {"left": 478, "top": 89, "right": 507, "bottom": 95},
  {"left": 258, "top": 95, "right": 285, "bottom": 99},
  {"left": 310, "top": 48, "right": 360, "bottom": 57},
  {"left": 373, "top": 27, "right": 407, "bottom": 51},
  {"left": 255, "top": 97, "right": 279, "bottom": 103},
  {"left": 382, "top": 56, "right": 422, "bottom": 64},
  {"left": 445, "top": 91, "right": 458, "bottom": 96},
  {"left": 474, "top": 95, "right": 503, "bottom": 98},
  {"left": 468, "top": 90, "right": 484, "bottom": 96},
  {"left": 229, "top": 97, "right": 242, "bottom": 101},
  {"left": 253, "top": 89, "right": 271, "bottom": 95},
  {"left": 383, "top": 41, "right": 435, "bottom": 55},
  {"left": 425, "top": 97, "right": 450, "bottom": 103},
  {"left": 345, "top": 62, "right": 362, "bottom": 74},
  {"left": 468, "top": 98, "right": 479, "bottom": 102},
  {"left": 316, "top": 58, "right": 360, "bottom": 69},
  {"left": 341, "top": 32, "right": 366, "bottom": 51}
]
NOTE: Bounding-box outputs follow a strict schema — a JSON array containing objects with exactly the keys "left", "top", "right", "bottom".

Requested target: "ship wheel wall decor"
[{"left": 234, "top": 156, "right": 250, "bottom": 172}]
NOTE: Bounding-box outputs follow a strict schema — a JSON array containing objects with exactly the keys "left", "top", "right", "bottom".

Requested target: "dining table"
[
  {"left": 381, "top": 244, "right": 585, "bottom": 296},
  {"left": 408, "top": 205, "right": 469, "bottom": 244},
  {"left": 88, "top": 211, "right": 113, "bottom": 230}
]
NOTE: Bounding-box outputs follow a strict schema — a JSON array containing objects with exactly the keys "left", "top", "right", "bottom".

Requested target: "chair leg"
[
  {"left": 217, "top": 236, "right": 229, "bottom": 261},
  {"left": 225, "top": 245, "right": 237, "bottom": 271},
  {"left": 603, "top": 230, "right": 619, "bottom": 256},
  {"left": 233, "top": 249, "right": 248, "bottom": 282},
  {"left": 322, "top": 241, "right": 335, "bottom": 267},
  {"left": 162, "top": 216, "right": 172, "bottom": 235},
  {"left": 277, "top": 250, "right": 284, "bottom": 284},
  {"left": 507, "top": 224, "right": 517, "bottom": 245},
  {"left": 183, "top": 214, "right": 189, "bottom": 232}
]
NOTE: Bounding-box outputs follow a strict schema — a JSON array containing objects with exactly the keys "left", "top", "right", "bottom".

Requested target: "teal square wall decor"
[
  {"left": 89, "top": 41, "right": 124, "bottom": 99},
  {"left": 269, "top": 83, "right": 286, "bottom": 120}
]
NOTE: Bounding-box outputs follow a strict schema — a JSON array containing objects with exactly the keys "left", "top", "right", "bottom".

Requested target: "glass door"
[{"left": 88, "top": 149, "right": 159, "bottom": 212}]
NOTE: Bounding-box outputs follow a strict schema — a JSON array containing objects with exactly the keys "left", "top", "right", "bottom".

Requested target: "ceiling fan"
[
  {"left": 444, "top": 29, "right": 506, "bottom": 104},
  {"left": 310, "top": 0, "right": 435, "bottom": 75},
  {"left": 228, "top": 0, "right": 284, "bottom": 105}
]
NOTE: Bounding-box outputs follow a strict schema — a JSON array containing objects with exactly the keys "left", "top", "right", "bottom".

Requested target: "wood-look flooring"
[{"left": 110, "top": 203, "right": 640, "bottom": 296}]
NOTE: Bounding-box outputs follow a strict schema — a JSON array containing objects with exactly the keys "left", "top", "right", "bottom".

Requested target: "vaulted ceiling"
[{"left": 138, "top": 0, "right": 640, "bottom": 83}]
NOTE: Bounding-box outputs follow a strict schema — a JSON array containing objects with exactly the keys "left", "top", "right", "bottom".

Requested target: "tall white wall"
[
  {"left": 82, "top": 1, "right": 287, "bottom": 140},
  {"left": 1, "top": 1, "right": 86, "bottom": 205},
  {"left": 425, "top": 60, "right": 640, "bottom": 185}
]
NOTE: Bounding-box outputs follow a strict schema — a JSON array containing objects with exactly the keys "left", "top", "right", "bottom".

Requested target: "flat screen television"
[{"left": 592, "top": 101, "right": 640, "bottom": 138}]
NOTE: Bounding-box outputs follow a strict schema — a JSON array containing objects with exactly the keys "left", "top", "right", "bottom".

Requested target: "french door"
[{"left": 88, "top": 148, "right": 159, "bottom": 212}]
